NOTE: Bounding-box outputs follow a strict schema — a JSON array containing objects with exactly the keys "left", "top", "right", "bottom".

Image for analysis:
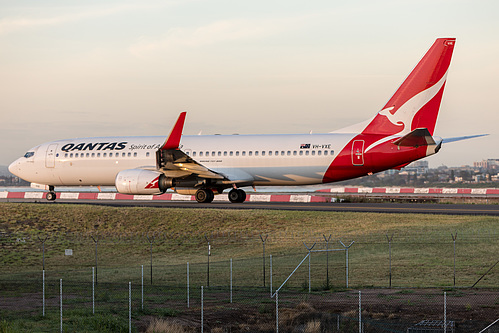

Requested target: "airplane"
[{"left": 8, "top": 38, "right": 486, "bottom": 203}]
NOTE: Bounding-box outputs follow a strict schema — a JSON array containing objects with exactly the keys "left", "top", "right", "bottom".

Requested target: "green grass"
[{"left": 0, "top": 202, "right": 498, "bottom": 289}]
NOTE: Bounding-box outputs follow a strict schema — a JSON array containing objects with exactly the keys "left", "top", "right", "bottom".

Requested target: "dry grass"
[
  {"left": 145, "top": 319, "right": 190, "bottom": 333},
  {"left": 304, "top": 320, "right": 321, "bottom": 332}
]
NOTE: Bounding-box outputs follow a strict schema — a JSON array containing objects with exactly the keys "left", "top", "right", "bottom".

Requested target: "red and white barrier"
[
  {"left": 317, "top": 187, "right": 499, "bottom": 195},
  {"left": 0, "top": 191, "right": 332, "bottom": 203}
]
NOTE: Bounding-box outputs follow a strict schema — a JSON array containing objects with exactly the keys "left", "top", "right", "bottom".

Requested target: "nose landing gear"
[{"left": 46, "top": 185, "right": 56, "bottom": 201}]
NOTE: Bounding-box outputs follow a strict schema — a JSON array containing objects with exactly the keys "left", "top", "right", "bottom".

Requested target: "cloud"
[
  {"left": 129, "top": 16, "right": 308, "bottom": 57},
  {"left": 0, "top": 3, "right": 164, "bottom": 35}
]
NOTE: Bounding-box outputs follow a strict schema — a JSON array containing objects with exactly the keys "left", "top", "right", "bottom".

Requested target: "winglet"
[{"left": 161, "top": 112, "right": 186, "bottom": 150}]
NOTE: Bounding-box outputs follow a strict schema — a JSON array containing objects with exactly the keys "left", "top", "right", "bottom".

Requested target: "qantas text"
[{"left": 61, "top": 142, "right": 128, "bottom": 152}]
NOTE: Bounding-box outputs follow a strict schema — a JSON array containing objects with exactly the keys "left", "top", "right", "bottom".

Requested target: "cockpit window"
[{"left": 24, "top": 152, "right": 35, "bottom": 158}]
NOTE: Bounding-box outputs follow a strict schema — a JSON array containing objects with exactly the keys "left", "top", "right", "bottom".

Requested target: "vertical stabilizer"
[{"left": 362, "top": 38, "right": 455, "bottom": 136}]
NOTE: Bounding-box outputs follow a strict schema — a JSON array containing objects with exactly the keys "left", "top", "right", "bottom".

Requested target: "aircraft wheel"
[
  {"left": 46, "top": 192, "right": 56, "bottom": 201},
  {"left": 195, "top": 189, "right": 214, "bottom": 203},
  {"left": 228, "top": 189, "right": 246, "bottom": 203}
]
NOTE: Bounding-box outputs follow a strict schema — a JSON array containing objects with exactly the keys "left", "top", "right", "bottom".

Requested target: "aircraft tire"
[
  {"left": 228, "top": 189, "right": 246, "bottom": 203},
  {"left": 46, "top": 192, "right": 56, "bottom": 201},
  {"left": 195, "top": 189, "right": 214, "bottom": 203}
]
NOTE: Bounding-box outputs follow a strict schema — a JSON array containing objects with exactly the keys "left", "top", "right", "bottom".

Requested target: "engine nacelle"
[{"left": 115, "top": 169, "right": 174, "bottom": 195}]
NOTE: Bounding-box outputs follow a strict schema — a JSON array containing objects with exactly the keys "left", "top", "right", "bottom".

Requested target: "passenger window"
[
  {"left": 275, "top": 151, "right": 279, "bottom": 156},
  {"left": 122, "top": 153, "right": 125, "bottom": 157},
  {"left": 330, "top": 150, "right": 334, "bottom": 155},
  {"left": 230, "top": 151, "right": 233, "bottom": 156},
  {"left": 236, "top": 151, "right": 239, "bottom": 156},
  {"left": 146, "top": 152, "right": 150, "bottom": 157},
  {"left": 262, "top": 151, "right": 265, "bottom": 156},
  {"left": 56, "top": 153, "right": 59, "bottom": 157},
  {"left": 249, "top": 151, "right": 252, "bottom": 156},
  {"left": 134, "top": 152, "right": 137, "bottom": 157},
  {"left": 324, "top": 151, "right": 328, "bottom": 156},
  {"left": 269, "top": 151, "right": 272, "bottom": 156},
  {"left": 212, "top": 151, "right": 215, "bottom": 157},
  {"left": 64, "top": 153, "right": 68, "bottom": 158},
  {"left": 86, "top": 153, "right": 90, "bottom": 157},
  {"left": 318, "top": 151, "right": 322, "bottom": 156},
  {"left": 242, "top": 151, "right": 246, "bottom": 156},
  {"left": 91, "top": 153, "right": 95, "bottom": 157},
  {"left": 299, "top": 151, "right": 303, "bottom": 156},
  {"left": 255, "top": 151, "right": 259, "bottom": 156},
  {"left": 75, "top": 153, "right": 79, "bottom": 158},
  {"left": 218, "top": 151, "right": 221, "bottom": 156},
  {"left": 200, "top": 152, "right": 203, "bottom": 157},
  {"left": 193, "top": 152, "right": 196, "bottom": 157},
  {"left": 128, "top": 152, "right": 131, "bottom": 157},
  {"left": 281, "top": 151, "right": 285, "bottom": 156},
  {"left": 103, "top": 153, "right": 107, "bottom": 157},
  {"left": 293, "top": 151, "right": 297, "bottom": 156},
  {"left": 287, "top": 151, "right": 291, "bottom": 156},
  {"left": 305, "top": 151, "right": 309, "bottom": 156},
  {"left": 224, "top": 151, "right": 227, "bottom": 156},
  {"left": 206, "top": 151, "right": 209, "bottom": 156},
  {"left": 311, "top": 151, "right": 315, "bottom": 156},
  {"left": 70, "top": 153, "right": 73, "bottom": 158}
]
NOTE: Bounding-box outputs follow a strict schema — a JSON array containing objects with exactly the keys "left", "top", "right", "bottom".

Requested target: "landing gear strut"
[
  {"left": 195, "top": 188, "right": 215, "bottom": 203},
  {"left": 46, "top": 186, "right": 56, "bottom": 201},
  {"left": 228, "top": 189, "right": 246, "bottom": 203}
]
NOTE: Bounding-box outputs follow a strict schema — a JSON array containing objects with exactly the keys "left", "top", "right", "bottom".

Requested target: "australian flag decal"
[{"left": 300, "top": 144, "right": 310, "bottom": 149}]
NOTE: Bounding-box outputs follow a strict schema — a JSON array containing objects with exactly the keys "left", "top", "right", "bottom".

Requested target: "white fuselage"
[{"left": 9, "top": 133, "right": 356, "bottom": 188}]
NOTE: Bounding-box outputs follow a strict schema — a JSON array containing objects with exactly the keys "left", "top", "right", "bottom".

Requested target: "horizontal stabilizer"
[
  {"left": 392, "top": 128, "right": 435, "bottom": 147},
  {"left": 442, "top": 134, "right": 488, "bottom": 144}
]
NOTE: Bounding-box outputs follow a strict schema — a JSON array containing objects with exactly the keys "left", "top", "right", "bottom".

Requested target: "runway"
[{"left": 3, "top": 198, "right": 499, "bottom": 216}]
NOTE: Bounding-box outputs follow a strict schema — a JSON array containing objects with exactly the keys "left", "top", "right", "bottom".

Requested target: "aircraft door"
[
  {"left": 351, "top": 140, "right": 364, "bottom": 166},
  {"left": 45, "top": 144, "right": 58, "bottom": 168}
]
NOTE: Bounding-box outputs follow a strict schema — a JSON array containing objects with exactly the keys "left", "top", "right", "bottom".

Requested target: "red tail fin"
[{"left": 362, "top": 38, "right": 455, "bottom": 136}]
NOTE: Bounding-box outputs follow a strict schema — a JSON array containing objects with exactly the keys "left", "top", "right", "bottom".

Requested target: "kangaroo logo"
[{"left": 365, "top": 70, "right": 449, "bottom": 153}]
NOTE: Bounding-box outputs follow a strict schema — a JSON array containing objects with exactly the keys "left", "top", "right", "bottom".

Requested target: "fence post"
[
  {"left": 42, "top": 270, "right": 45, "bottom": 317},
  {"left": 303, "top": 242, "right": 316, "bottom": 293},
  {"left": 451, "top": 233, "right": 457, "bottom": 286},
  {"left": 201, "top": 286, "right": 204, "bottom": 333},
  {"left": 260, "top": 234, "right": 268, "bottom": 287},
  {"left": 270, "top": 254, "right": 273, "bottom": 297},
  {"left": 276, "top": 291, "right": 279, "bottom": 333},
  {"left": 141, "top": 265, "right": 144, "bottom": 310},
  {"left": 444, "top": 291, "right": 447, "bottom": 332},
  {"left": 91, "top": 235, "right": 99, "bottom": 284},
  {"left": 129, "top": 282, "right": 132, "bottom": 333},
  {"left": 386, "top": 234, "right": 394, "bottom": 288},
  {"left": 60, "top": 279, "right": 62, "bottom": 333},
  {"left": 146, "top": 235, "right": 155, "bottom": 285},
  {"left": 205, "top": 236, "right": 210, "bottom": 287},
  {"left": 323, "top": 234, "right": 332, "bottom": 289},
  {"left": 92, "top": 267, "right": 95, "bottom": 314},
  {"left": 358, "top": 290, "right": 361, "bottom": 333},
  {"left": 339, "top": 241, "right": 354, "bottom": 288},
  {"left": 230, "top": 258, "right": 233, "bottom": 303},
  {"left": 187, "top": 262, "right": 190, "bottom": 308}
]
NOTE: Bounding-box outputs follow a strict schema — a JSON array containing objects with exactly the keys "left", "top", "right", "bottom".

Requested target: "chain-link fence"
[{"left": 1, "top": 231, "right": 498, "bottom": 332}]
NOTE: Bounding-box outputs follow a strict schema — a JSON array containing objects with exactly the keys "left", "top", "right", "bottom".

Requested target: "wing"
[{"left": 155, "top": 112, "right": 253, "bottom": 186}]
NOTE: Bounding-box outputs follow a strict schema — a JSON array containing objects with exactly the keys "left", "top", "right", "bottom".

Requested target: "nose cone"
[{"left": 8, "top": 158, "right": 22, "bottom": 178}]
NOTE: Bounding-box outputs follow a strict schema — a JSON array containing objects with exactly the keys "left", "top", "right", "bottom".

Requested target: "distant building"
[{"left": 403, "top": 160, "right": 429, "bottom": 175}]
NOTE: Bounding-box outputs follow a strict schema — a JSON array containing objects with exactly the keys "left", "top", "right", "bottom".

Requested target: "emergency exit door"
[{"left": 351, "top": 140, "right": 364, "bottom": 166}]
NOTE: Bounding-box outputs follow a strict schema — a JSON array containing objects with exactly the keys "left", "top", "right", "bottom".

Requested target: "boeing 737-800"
[{"left": 8, "top": 38, "right": 485, "bottom": 203}]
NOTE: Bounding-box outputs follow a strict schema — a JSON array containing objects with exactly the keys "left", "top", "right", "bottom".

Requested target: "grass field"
[
  {"left": 1, "top": 203, "right": 498, "bottom": 332},
  {"left": 1, "top": 202, "right": 498, "bottom": 288}
]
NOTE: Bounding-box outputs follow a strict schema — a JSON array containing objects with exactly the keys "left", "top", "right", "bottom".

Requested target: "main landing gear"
[
  {"left": 194, "top": 188, "right": 247, "bottom": 203},
  {"left": 195, "top": 188, "right": 215, "bottom": 203},
  {"left": 46, "top": 186, "right": 56, "bottom": 201},
  {"left": 228, "top": 189, "right": 246, "bottom": 203}
]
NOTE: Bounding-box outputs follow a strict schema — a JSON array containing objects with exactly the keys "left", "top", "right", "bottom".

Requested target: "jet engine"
[{"left": 115, "top": 169, "right": 174, "bottom": 195}]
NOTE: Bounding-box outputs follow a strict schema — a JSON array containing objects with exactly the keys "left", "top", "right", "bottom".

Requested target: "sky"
[{"left": 1, "top": 0, "right": 498, "bottom": 168}]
